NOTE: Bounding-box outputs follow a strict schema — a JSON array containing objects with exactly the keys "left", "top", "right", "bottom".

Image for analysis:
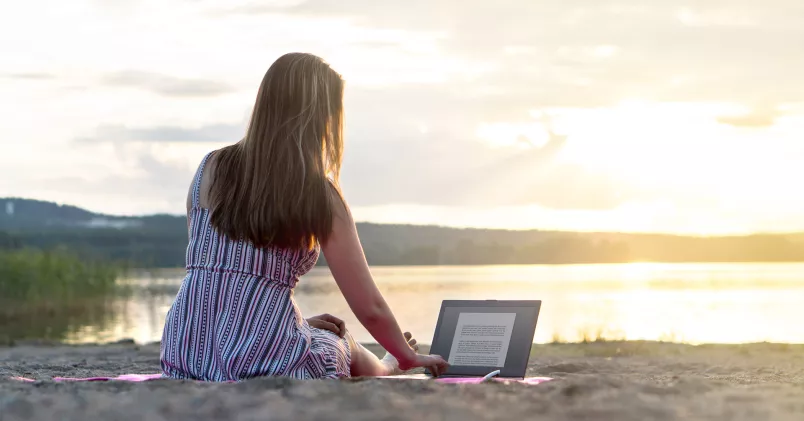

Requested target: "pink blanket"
[
  {"left": 10, "top": 373, "right": 551, "bottom": 385},
  {"left": 376, "top": 374, "right": 552, "bottom": 385},
  {"left": 10, "top": 374, "right": 162, "bottom": 383}
]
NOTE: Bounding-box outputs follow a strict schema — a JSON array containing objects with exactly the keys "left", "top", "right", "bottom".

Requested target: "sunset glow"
[{"left": 2, "top": 0, "right": 803, "bottom": 234}]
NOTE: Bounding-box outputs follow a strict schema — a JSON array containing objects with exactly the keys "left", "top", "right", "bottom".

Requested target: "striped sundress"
[{"left": 160, "top": 152, "right": 351, "bottom": 381}]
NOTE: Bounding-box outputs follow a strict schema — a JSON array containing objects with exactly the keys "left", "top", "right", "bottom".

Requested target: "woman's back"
[
  {"left": 184, "top": 152, "right": 320, "bottom": 284},
  {"left": 159, "top": 152, "right": 350, "bottom": 381}
]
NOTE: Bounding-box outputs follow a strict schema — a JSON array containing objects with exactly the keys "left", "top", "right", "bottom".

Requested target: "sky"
[{"left": 2, "top": 0, "right": 804, "bottom": 235}]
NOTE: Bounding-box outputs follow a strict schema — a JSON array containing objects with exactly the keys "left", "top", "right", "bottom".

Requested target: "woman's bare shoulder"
[
  {"left": 186, "top": 150, "right": 222, "bottom": 212},
  {"left": 197, "top": 150, "right": 222, "bottom": 208}
]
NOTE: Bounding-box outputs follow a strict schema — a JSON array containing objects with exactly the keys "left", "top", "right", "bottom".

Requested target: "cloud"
[
  {"left": 2, "top": 72, "right": 54, "bottom": 80},
  {"left": 77, "top": 123, "right": 245, "bottom": 143},
  {"left": 32, "top": 143, "right": 202, "bottom": 215},
  {"left": 7, "top": 0, "right": 804, "bottom": 227},
  {"left": 212, "top": 0, "right": 306, "bottom": 15},
  {"left": 66, "top": 0, "right": 804, "bottom": 214},
  {"left": 230, "top": 0, "right": 804, "bottom": 107},
  {"left": 101, "top": 71, "right": 235, "bottom": 97},
  {"left": 717, "top": 108, "right": 780, "bottom": 128},
  {"left": 339, "top": 117, "right": 631, "bottom": 211}
]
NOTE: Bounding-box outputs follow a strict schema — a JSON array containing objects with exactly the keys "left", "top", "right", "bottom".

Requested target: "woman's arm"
[{"left": 321, "top": 189, "right": 417, "bottom": 368}]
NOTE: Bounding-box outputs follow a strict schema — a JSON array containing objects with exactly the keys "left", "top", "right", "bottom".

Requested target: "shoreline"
[{"left": 2, "top": 341, "right": 803, "bottom": 420}]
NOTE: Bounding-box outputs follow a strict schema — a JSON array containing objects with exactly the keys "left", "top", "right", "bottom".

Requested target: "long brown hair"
[{"left": 209, "top": 53, "right": 345, "bottom": 250}]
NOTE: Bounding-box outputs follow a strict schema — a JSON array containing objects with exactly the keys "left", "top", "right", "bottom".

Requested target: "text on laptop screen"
[{"left": 448, "top": 312, "right": 516, "bottom": 367}]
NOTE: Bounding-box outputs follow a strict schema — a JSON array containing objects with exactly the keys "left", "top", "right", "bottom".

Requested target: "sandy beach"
[{"left": 1, "top": 341, "right": 802, "bottom": 420}]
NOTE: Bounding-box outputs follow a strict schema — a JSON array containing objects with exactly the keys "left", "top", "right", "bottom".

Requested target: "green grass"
[
  {"left": 0, "top": 248, "right": 118, "bottom": 305},
  {"left": 0, "top": 248, "right": 121, "bottom": 343}
]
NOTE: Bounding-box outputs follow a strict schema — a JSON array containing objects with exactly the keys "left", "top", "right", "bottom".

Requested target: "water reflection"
[
  {"left": 49, "top": 263, "right": 804, "bottom": 345},
  {"left": 0, "top": 299, "right": 116, "bottom": 344}
]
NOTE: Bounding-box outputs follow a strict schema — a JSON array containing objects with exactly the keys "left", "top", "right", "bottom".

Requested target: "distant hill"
[
  {"left": 2, "top": 197, "right": 804, "bottom": 267},
  {"left": 0, "top": 198, "right": 99, "bottom": 229}
]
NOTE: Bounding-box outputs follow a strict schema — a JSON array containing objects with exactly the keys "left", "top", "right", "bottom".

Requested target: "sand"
[{"left": 1, "top": 341, "right": 803, "bottom": 420}]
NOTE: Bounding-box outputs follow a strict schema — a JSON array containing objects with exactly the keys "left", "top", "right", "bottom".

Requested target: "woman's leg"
[{"left": 346, "top": 331, "right": 419, "bottom": 377}]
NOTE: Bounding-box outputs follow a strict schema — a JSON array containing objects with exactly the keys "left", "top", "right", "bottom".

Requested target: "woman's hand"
[
  {"left": 306, "top": 313, "right": 347, "bottom": 338},
  {"left": 399, "top": 353, "right": 449, "bottom": 377}
]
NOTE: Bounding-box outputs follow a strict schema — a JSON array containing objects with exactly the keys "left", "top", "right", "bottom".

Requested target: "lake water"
[{"left": 65, "top": 263, "right": 804, "bottom": 345}]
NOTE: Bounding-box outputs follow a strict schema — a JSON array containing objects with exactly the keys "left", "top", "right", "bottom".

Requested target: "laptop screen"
[{"left": 428, "top": 300, "right": 541, "bottom": 378}]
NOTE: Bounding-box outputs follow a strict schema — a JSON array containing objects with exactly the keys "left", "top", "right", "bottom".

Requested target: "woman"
[{"left": 160, "top": 53, "right": 448, "bottom": 381}]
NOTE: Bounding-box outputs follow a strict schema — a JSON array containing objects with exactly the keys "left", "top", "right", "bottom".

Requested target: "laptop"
[{"left": 425, "top": 299, "right": 541, "bottom": 379}]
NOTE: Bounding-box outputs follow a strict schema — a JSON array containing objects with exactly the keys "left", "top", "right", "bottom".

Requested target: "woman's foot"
[{"left": 380, "top": 332, "right": 419, "bottom": 376}]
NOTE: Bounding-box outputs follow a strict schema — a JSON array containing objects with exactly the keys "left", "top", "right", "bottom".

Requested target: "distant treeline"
[
  {"left": 345, "top": 231, "right": 804, "bottom": 266},
  {"left": 1, "top": 227, "right": 186, "bottom": 268},
  {"left": 3, "top": 197, "right": 804, "bottom": 268}
]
